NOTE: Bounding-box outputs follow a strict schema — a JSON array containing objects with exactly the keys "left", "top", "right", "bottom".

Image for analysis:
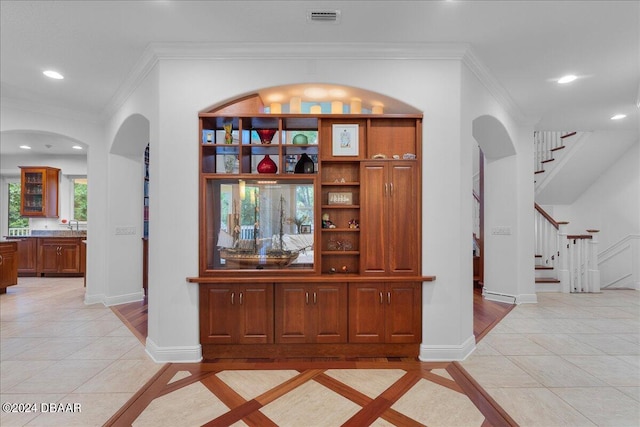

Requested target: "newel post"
[
  {"left": 587, "top": 229, "right": 601, "bottom": 293},
  {"left": 557, "top": 222, "right": 570, "bottom": 293}
]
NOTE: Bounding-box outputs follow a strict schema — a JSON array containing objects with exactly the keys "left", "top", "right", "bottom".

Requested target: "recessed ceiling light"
[
  {"left": 558, "top": 75, "right": 577, "bottom": 84},
  {"left": 72, "top": 145, "right": 83, "bottom": 150},
  {"left": 304, "top": 87, "right": 329, "bottom": 99},
  {"left": 19, "top": 145, "right": 32, "bottom": 150},
  {"left": 43, "top": 70, "right": 64, "bottom": 80},
  {"left": 610, "top": 114, "right": 627, "bottom": 120}
]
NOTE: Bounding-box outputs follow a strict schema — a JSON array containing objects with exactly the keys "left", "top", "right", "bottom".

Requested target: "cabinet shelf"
[
  {"left": 321, "top": 251, "right": 360, "bottom": 256},
  {"left": 321, "top": 228, "right": 360, "bottom": 232},
  {"left": 321, "top": 182, "right": 360, "bottom": 186},
  {"left": 321, "top": 204, "right": 359, "bottom": 209}
]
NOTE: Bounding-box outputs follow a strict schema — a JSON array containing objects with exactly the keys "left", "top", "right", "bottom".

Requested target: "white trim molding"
[
  {"left": 103, "top": 290, "right": 146, "bottom": 307},
  {"left": 419, "top": 335, "right": 476, "bottom": 362},
  {"left": 145, "top": 337, "right": 202, "bottom": 363},
  {"left": 483, "top": 289, "right": 537, "bottom": 304},
  {"left": 599, "top": 234, "right": 640, "bottom": 290}
]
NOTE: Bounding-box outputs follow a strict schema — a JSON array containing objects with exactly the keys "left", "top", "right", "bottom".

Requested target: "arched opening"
[
  {"left": 104, "top": 114, "right": 150, "bottom": 307},
  {"left": 471, "top": 114, "right": 520, "bottom": 303}
]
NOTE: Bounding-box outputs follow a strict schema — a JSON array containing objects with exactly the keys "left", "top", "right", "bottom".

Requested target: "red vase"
[{"left": 257, "top": 155, "right": 277, "bottom": 173}]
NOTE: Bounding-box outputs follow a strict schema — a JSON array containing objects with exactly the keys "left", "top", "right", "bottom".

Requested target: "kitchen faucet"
[{"left": 68, "top": 219, "right": 79, "bottom": 232}]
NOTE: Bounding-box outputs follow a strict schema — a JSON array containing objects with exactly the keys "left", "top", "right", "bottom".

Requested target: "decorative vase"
[
  {"left": 256, "top": 129, "right": 277, "bottom": 144},
  {"left": 294, "top": 153, "right": 315, "bottom": 174},
  {"left": 257, "top": 155, "right": 277, "bottom": 174},
  {"left": 292, "top": 134, "right": 308, "bottom": 145}
]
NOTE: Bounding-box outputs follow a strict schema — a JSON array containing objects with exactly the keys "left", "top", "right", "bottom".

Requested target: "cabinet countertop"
[{"left": 188, "top": 275, "right": 436, "bottom": 284}]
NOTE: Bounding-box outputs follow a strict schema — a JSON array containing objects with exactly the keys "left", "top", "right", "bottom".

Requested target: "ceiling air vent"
[{"left": 307, "top": 10, "right": 341, "bottom": 23}]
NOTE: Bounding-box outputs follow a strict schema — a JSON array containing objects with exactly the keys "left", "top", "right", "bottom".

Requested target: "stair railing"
[
  {"left": 533, "top": 131, "right": 576, "bottom": 173},
  {"left": 534, "top": 203, "right": 559, "bottom": 273},
  {"left": 565, "top": 230, "right": 601, "bottom": 293},
  {"left": 535, "top": 204, "right": 600, "bottom": 293}
]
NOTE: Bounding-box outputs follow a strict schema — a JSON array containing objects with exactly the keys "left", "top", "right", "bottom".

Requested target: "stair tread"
[
  {"left": 541, "top": 158, "right": 555, "bottom": 163},
  {"left": 550, "top": 145, "right": 566, "bottom": 152},
  {"left": 536, "top": 278, "right": 560, "bottom": 283},
  {"left": 534, "top": 169, "right": 545, "bottom": 174},
  {"left": 535, "top": 265, "right": 554, "bottom": 270}
]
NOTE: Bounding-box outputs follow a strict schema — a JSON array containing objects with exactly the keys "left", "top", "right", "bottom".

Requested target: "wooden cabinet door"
[
  {"left": 348, "top": 283, "right": 385, "bottom": 343},
  {"left": 313, "top": 284, "right": 347, "bottom": 343},
  {"left": 237, "top": 285, "right": 273, "bottom": 344},
  {"left": 275, "top": 284, "right": 311, "bottom": 343},
  {"left": 38, "top": 241, "right": 60, "bottom": 273},
  {"left": 200, "top": 285, "right": 236, "bottom": 344},
  {"left": 276, "top": 283, "right": 347, "bottom": 343},
  {"left": 360, "top": 162, "right": 387, "bottom": 274},
  {"left": 385, "top": 282, "right": 422, "bottom": 343},
  {"left": 16, "top": 238, "right": 37, "bottom": 274},
  {"left": 57, "top": 241, "right": 80, "bottom": 273},
  {"left": 388, "top": 163, "right": 419, "bottom": 274},
  {"left": 0, "top": 243, "right": 18, "bottom": 288}
]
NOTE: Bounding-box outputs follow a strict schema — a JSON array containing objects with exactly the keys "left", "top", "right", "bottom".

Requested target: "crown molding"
[{"left": 461, "top": 48, "right": 533, "bottom": 127}]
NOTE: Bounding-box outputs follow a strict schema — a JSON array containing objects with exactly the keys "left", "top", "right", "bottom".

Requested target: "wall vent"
[{"left": 307, "top": 10, "right": 341, "bottom": 23}]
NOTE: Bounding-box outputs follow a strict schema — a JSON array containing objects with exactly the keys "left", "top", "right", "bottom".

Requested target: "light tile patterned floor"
[{"left": 1, "top": 278, "right": 639, "bottom": 426}]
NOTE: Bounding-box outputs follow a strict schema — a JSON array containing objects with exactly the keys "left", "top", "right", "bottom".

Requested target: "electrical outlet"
[
  {"left": 115, "top": 226, "right": 136, "bottom": 235},
  {"left": 492, "top": 226, "right": 512, "bottom": 235}
]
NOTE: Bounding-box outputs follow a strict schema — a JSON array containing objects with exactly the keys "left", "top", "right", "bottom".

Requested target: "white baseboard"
[
  {"left": 419, "top": 335, "right": 475, "bottom": 361},
  {"left": 516, "top": 293, "right": 538, "bottom": 304},
  {"left": 84, "top": 293, "right": 105, "bottom": 306},
  {"left": 103, "top": 291, "right": 145, "bottom": 307},
  {"left": 145, "top": 337, "right": 202, "bottom": 363}
]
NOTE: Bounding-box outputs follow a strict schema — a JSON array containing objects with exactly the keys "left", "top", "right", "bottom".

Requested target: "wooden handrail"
[
  {"left": 534, "top": 203, "right": 559, "bottom": 230},
  {"left": 561, "top": 131, "right": 577, "bottom": 139},
  {"left": 567, "top": 235, "right": 593, "bottom": 240}
]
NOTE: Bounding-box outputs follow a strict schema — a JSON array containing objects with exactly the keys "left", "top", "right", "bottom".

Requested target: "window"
[
  {"left": 72, "top": 178, "right": 88, "bottom": 221},
  {"left": 7, "top": 182, "right": 29, "bottom": 235}
]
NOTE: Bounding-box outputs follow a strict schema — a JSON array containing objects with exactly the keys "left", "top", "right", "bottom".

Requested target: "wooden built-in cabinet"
[
  {"left": 275, "top": 283, "right": 347, "bottom": 344},
  {"left": 38, "top": 238, "right": 82, "bottom": 274},
  {"left": 15, "top": 238, "right": 37, "bottom": 275},
  {"left": 19, "top": 167, "right": 60, "bottom": 218},
  {"left": 349, "top": 282, "right": 422, "bottom": 343},
  {"left": 0, "top": 241, "right": 19, "bottom": 293},
  {"left": 200, "top": 284, "right": 273, "bottom": 345},
  {"left": 360, "top": 161, "right": 420, "bottom": 275},
  {"left": 189, "top": 94, "right": 434, "bottom": 360}
]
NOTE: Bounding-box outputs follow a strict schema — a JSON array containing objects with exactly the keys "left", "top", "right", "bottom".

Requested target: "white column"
[
  {"left": 557, "top": 222, "right": 570, "bottom": 293},
  {"left": 587, "top": 229, "right": 601, "bottom": 293}
]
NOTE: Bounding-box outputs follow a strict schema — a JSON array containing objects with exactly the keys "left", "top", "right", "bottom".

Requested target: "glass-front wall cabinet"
[{"left": 204, "top": 177, "right": 316, "bottom": 271}]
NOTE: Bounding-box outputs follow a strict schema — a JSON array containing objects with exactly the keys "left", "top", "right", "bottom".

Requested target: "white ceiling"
[{"left": 1, "top": 0, "right": 638, "bottom": 156}]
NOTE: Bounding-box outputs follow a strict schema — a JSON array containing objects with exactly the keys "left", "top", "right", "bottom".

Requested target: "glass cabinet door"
[{"left": 204, "top": 177, "right": 316, "bottom": 271}]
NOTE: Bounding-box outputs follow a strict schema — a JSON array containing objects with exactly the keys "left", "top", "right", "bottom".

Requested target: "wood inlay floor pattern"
[{"left": 105, "top": 360, "right": 518, "bottom": 426}]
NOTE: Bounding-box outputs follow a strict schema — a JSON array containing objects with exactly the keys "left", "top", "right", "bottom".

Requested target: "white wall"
[
  {"left": 121, "top": 47, "right": 529, "bottom": 363},
  {"left": 461, "top": 63, "right": 536, "bottom": 306},
  {"left": 548, "top": 140, "right": 640, "bottom": 289}
]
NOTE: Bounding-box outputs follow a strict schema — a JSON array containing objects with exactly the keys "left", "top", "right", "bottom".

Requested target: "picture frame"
[
  {"left": 300, "top": 225, "right": 312, "bottom": 234},
  {"left": 328, "top": 192, "right": 353, "bottom": 205},
  {"left": 332, "top": 124, "right": 359, "bottom": 156}
]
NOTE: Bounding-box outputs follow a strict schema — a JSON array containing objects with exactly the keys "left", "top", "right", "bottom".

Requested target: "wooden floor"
[
  {"left": 108, "top": 288, "right": 516, "bottom": 425},
  {"left": 111, "top": 287, "right": 513, "bottom": 347}
]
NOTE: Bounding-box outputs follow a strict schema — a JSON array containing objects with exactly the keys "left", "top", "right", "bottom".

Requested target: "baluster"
[{"left": 587, "top": 230, "right": 600, "bottom": 293}]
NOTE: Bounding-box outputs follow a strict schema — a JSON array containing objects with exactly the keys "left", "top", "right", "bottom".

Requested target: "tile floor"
[
  {"left": 462, "top": 290, "right": 640, "bottom": 427},
  {"left": 1, "top": 277, "right": 639, "bottom": 426}
]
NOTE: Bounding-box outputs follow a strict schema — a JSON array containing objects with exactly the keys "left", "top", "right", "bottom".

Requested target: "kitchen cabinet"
[
  {"left": 348, "top": 282, "right": 422, "bottom": 343},
  {"left": 275, "top": 283, "right": 347, "bottom": 344},
  {"left": 37, "top": 238, "right": 82, "bottom": 274},
  {"left": 360, "top": 161, "right": 420, "bottom": 275},
  {"left": 15, "top": 238, "right": 37, "bottom": 275},
  {"left": 200, "top": 283, "right": 273, "bottom": 344},
  {"left": 0, "top": 241, "right": 18, "bottom": 293},
  {"left": 19, "top": 167, "right": 60, "bottom": 218}
]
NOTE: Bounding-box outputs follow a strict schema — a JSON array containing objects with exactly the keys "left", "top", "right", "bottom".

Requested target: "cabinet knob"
[
  {"left": 313, "top": 292, "right": 317, "bottom": 305},
  {"left": 0, "top": 254, "right": 3, "bottom": 265},
  {"left": 387, "top": 292, "right": 391, "bottom": 305},
  {"left": 231, "top": 292, "right": 235, "bottom": 305},
  {"left": 305, "top": 292, "right": 309, "bottom": 305},
  {"left": 379, "top": 291, "right": 383, "bottom": 304},
  {"left": 239, "top": 292, "right": 243, "bottom": 305}
]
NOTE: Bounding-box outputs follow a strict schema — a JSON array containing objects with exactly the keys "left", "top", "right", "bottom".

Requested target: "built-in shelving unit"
[{"left": 189, "top": 94, "right": 433, "bottom": 360}]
